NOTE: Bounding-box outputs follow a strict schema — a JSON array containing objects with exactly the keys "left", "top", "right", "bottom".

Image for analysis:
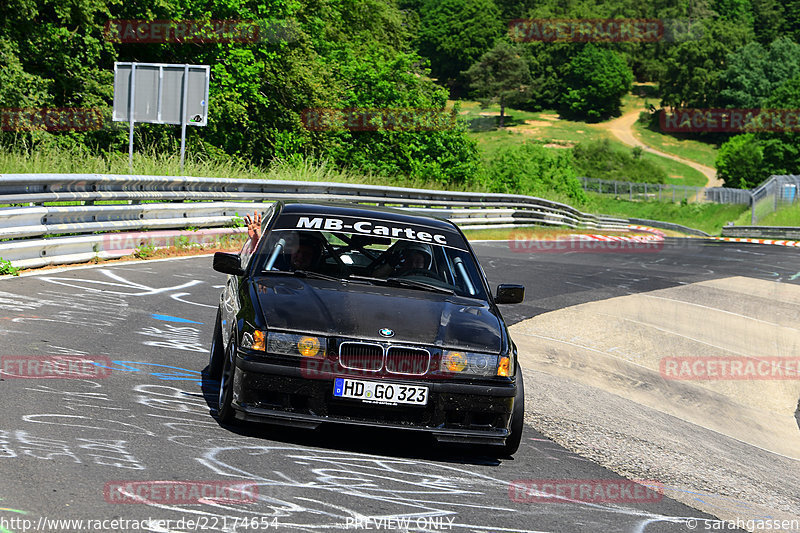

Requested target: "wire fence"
[
  {"left": 581, "top": 175, "right": 800, "bottom": 224},
  {"left": 579, "top": 177, "right": 752, "bottom": 205},
  {"left": 749, "top": 175, "right": 800, "bottom": 224}
]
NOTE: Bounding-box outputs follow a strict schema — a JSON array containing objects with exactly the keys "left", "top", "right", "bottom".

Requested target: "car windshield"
[{"left": 253, "top": 223, "right": 487, "bottom": 300}]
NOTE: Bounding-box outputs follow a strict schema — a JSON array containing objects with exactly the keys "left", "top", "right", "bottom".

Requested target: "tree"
[
  {"left": 717, "top": 38, "right": 800, "bottom": 108},
  {"left": 658, "top": 20, "right": 751, "bottom": 108},
  {"left": 463, "top": 40, "right": 531, "bottom": 128},
  {"left": 715, "top": 134, "right": 763, "bottom": 188},
  {"left": 717, "top": 76, "right": 800, "bottom": 186},
  {"left": 756, "top": 76, "right": 800, "bottom": 176},
  {"left": 560, "top": 45, "right": 633, "bottom": 121},
  {"left": 751, "top": 0, "right": 784, "bottom": 45},
  {"left": 416, "top": 0, "right": 504, "bottom": 94}
]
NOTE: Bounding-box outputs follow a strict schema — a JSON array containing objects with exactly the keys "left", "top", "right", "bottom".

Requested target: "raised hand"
[{"left": 243, "top": 211, "right": 262, "bottom": 243}]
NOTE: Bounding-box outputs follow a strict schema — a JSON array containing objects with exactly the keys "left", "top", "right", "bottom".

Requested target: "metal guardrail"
[
  {"left": 720, "top": 226, "right": 800, "bottom": 240},
  {"left": 0, "top": 173, "right": 633, "bottom": 269},
  {"left": 628, "top": 218, "right": 709, "bottom": 237}
]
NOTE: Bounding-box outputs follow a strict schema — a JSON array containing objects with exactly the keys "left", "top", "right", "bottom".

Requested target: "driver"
[
  {"left": 397, "top": 242, "right": 432, "bottom": 273},
  {"left": 373, "top": 241, "right": 433, "bottom": 277}
]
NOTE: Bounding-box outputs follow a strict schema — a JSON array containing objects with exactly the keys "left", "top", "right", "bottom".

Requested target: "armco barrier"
[
  {"left": 721, "top": 225, "right": 800, "bottom": 240},
  {"left": 628, "top": 218, "right": 709, "bottom": 237},
  {"left": 0, "top": 173, "right": 632, "bottom": 269}
]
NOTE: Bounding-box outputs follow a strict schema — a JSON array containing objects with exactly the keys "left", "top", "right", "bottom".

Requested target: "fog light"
[{"left": 442, "top": 351, "right": 467, "bottom": 372}]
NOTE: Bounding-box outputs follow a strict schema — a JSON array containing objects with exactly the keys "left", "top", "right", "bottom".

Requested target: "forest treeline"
[{"left": 1, "top": 0, "right": 799, "bottom": 193}]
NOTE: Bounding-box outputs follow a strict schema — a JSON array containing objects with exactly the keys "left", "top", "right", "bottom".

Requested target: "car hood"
[{"left": 253, "top": 277, "right": 502, "bottom": 353}]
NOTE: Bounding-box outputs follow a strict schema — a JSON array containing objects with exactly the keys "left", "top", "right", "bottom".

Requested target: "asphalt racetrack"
[{"left": 0, "top": 238, "right": 797, "bottom": 532}]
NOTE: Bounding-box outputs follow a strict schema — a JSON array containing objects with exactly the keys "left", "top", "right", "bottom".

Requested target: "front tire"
[
  {"left": 217, "top": 334, "right": 238, "bottom": 425},
  {"left": 502, "top": 365, "right": 524, "bottom": 456}
]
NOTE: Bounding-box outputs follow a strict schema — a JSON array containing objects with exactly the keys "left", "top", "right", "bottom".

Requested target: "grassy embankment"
[
  {"left": 457, "top": 96, "right": 709, "bottom": 188},
  {"left": 0, "top": 142, "right": 753, "bottom": 237}
]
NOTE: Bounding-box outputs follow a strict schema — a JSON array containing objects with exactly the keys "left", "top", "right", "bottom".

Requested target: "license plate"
[{"left": 333, "top": 378, "right": 428, "bottom": 406}]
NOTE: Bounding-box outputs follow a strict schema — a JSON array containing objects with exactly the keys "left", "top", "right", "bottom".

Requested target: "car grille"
[
  {"left": 339, "top": 342, "right": 383, "bottom": 372},
  {"left": 386, "top": 347, "right": 430, "bottom": 375},
  {"left": 338, "top": 342, "right": 431, "bottom": 376}
]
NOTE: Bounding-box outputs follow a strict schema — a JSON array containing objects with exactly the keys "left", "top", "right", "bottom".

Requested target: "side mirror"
[
  {"left": 213, "top": 252, "right": 245, "bottom": 276},
  {"left": 495, "top": 284, "right": 524, "bottom": 304}
]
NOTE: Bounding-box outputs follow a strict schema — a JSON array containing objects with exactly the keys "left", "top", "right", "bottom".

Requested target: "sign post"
[{"left": 113, "top": 62, "right": 210, "bottom": 173}]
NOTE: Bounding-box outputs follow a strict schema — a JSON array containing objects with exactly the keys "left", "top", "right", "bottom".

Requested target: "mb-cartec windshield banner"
[{"left": 274, "top": 214, "right": 466, "bottom": 249}]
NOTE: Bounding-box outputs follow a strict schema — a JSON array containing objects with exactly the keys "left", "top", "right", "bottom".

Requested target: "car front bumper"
[{"left": 229, "top": 352, "right": 517, "bottom": 446}]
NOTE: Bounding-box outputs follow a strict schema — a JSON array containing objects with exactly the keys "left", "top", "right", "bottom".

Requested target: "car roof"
[{"left": 278, "top": 202, "right": 460, "bottom": 233}]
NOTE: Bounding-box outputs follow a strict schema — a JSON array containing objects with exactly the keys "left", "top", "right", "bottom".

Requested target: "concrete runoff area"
[{"left": 511, "top": 276, "right": 800, "bottom": 527}]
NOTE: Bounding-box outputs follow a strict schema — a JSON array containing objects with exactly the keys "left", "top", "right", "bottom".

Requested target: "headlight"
[
  {"left": 440, "top": 350, "right": 500, "bottom": 377},
  {"left": 267, "top": 332, "right": 326, "bottom": 358}
]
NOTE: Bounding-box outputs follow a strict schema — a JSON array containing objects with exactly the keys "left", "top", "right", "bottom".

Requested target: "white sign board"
[
  {"left": 112, "top": 62, "right": 210, "bottom": 170},
  {"left": 113, "top": 62, "right": 209, "bottom": 125}
]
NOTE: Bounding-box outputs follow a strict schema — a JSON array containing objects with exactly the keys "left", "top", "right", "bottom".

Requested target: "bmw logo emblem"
[{"left": 379, "top": 328, "right": 394, "bottom": 338}]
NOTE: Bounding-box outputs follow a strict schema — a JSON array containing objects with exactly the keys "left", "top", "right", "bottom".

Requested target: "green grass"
[
  {"left": 632, "top": 121, "right": 720, "bottom": 170},
  {"left": 731, "top": 202, "right": 800, "bottom": 226},
  {"left": 640, "top": 152, "right": 708, "bottom": 187},
  {"left": 458, "top": 98, "right": 710, "bottom": 187},
  {"left": 1, "top": 143, "right": 749, "bottom": 237},
  {"left": 0, "top": 145, "right": 485, "bottom": 193},
  {"left": 581, "top": 193, "right": 749, "bottom": 235}
]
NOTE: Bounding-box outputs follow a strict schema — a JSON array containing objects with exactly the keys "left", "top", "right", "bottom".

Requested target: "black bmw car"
[{"left": 209, "top": 202, "right": 526, "bottom": 455}]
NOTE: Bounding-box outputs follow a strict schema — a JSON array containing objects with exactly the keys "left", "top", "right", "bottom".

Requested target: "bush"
[
  {"left": 479, "top": 143, "right": 586, "bottom": 202},
  {"left": 715, "top": 133, "right": 763, "bottom": 188},
  {"left": 573, "top": 139, "right": 667, "bottom": 184}
]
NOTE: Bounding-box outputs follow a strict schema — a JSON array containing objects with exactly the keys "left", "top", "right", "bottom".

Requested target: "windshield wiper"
[
  {"left": 264, "top": 270, "right": 347, "bottom": 283},
  {"left": 385, "top": 277, "right": 455, "bottom": 295},
  {"left": 347, "top": 275, "right": 387, "bottom": 284},
  {"left": 348, "top": 274, "right": 454, "bottom": 294}
]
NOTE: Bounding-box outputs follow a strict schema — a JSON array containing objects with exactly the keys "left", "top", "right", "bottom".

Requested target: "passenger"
[{"left": 243, "top": 211, "right": 262, "bottom": 255}]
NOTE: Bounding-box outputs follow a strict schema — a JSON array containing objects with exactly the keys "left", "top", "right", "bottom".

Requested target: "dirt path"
[{"left": 602, "top": 111, "right": 723, "bottom": 187}]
